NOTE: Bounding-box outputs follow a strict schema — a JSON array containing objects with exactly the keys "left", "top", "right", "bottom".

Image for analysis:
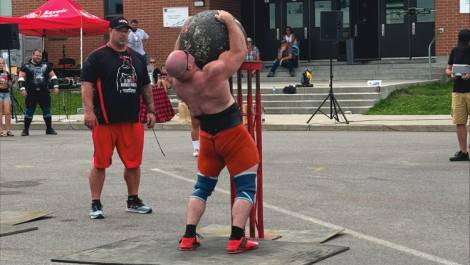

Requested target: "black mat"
[
  {"left": 52, "top": 236, "right": 349, "bottom": 265},
  {"left": 0, "top": 224, "right": 38, "bottom": 237}
]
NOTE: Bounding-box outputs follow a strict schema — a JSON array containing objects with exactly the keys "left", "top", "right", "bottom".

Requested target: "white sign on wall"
[
  {"left": 163, "top": 7, "right": 188, "bottom": 27},
  {"left": 461, "top": 0, "right": 470, "bottom": 13}
]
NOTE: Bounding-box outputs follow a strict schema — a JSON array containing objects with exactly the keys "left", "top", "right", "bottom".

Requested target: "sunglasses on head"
[{"left": 183, "top": 50, "right": 190, "bottom": 71}]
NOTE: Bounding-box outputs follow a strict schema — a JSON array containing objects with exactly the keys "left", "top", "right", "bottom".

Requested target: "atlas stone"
[{"left": 178, "top": 10, "right": 246, "bottom": 69}]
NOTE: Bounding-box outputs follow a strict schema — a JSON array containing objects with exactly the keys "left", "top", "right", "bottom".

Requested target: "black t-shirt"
[
  {"left": 81, "top": 45, "right": 150, "bottom": 124},
  {"left": 0, "top": 70, "right": 11, "bottom": 93},
  {"left": 21, "top": 60, "right": 53, "bottom": 91},
  {"left": 448, "top": 46, "right": 470, "bottom": 93}
]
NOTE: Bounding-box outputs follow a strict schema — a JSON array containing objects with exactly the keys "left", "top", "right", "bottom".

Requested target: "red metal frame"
[{"left": 230, "top": 61, "right": 264, "bottom": 239}]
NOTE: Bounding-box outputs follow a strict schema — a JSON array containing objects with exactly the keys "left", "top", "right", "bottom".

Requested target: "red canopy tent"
[{"left": 0, "top": 0, "right": 109, "bottom": 66}]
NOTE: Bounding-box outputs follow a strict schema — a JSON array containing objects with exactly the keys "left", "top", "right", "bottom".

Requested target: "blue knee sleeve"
[
  {"left": 233, "top": 172, "right": 256, "bottom": 204},
  {"left": 25, "top": 107, "right": 35, "bottom": 118},
  {"left": 191, "top": 174, "right": 218, "bottom": 202},
  {"left": 42, "top": 107, "right": 51, "bottom": 118}
]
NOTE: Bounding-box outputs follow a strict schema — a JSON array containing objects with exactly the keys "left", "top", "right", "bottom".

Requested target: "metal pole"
[
  {"left": 80, "top": 18, "right": 83, "bottom": 69},
  {"left": 255, "top": 68, "right": 264, "bottom": 238}
]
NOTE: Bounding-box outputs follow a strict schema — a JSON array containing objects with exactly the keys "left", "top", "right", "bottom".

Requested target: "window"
[
  {"left": 269, "top": 3, "right": 276, "bottom": 29},
  {"left": 386, "top": 0, "right": 404, "bottom": 24},
  {"left": 105, "top": 0, "right": 123, "bottom": 20},
  {"left": 315, "top": 1, "right": 332, "bottom": 27},
  {"left": 286, "top": 2, "right": 304, "bottom": 28},
  {"left": 417, "top": 0, "right": 434, "bottom": 23},
  {"left": 340, "top": 0, "right": 350, "bottom": 28}
]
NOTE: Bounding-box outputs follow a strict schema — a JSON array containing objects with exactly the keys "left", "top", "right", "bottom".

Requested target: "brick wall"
[{"left": 435, "top": 0, "right": 470, "bottom": 56}]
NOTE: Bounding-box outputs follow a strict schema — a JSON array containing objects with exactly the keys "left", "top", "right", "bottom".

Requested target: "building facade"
[{"left": 9, "top": 0, "right": 470, "bottom": 67}]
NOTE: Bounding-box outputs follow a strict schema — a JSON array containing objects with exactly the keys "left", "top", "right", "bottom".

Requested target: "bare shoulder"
[{"left": 202, "top": 59, "right": 226, "bottom": 81}]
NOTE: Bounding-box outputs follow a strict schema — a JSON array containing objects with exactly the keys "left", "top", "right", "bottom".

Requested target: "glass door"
[
  {"left": 309, "top": 0, "right": 334, "bottom": 60},
  {"left": 284, "top": 0, "right": 309, "bottom": 60},
  {"left": 411, "top": 0, "right": 435, "bottom": 57},
  {"left": 380, "top": 0, "right": 411, "bottom": 58},
  {"left": 351, "top": 0, "right": 380, "bottom": 60},
  {"left": 260, "top": 0, "right": 282, "bottom": 61},
  {"left": 379, "top": 0, "right": 434, "bottom": 58}
]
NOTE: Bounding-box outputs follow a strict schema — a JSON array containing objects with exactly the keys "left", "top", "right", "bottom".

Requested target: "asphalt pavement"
[{"left": 0, "top": 130, "right": 468, "bottom": 265}]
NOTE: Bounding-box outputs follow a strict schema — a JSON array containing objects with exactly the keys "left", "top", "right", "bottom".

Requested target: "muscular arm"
[
  {"left": 206, "top": 11, "right": 247, "bottom": 79},
  {"left": 18, "top": 71, "right": 27, "bottom": 96},
  {"left": 142, "top": 83, "right": 156, "bottom": 128},
  {"left": 48, "top": 70, "right": 57, "bottom": 78},
  {"left": 142, "top": 83, "right": 155, "bottom": 113},
  {"left": 81, "top": 81, "right": 98, "bottom": 129},
  {"left": 49, "top": 69, "right": 59, "bottom": 93},
  {"left": 81, "top": 81, "right": 94, "bottom": 114},
  {"left": 174, "top": 36, "right": 180, "bottom": 50}
]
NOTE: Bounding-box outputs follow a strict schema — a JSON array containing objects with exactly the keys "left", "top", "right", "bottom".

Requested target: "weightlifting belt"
[{"left": 196, "top": 103, "right": 242, "bottom": 135}]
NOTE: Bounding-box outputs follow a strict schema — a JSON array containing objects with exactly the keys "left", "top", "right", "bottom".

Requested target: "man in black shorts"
[
  {"left": 18, "top": 49, "right": 59, "bottom": 136},
  {"left": 81, "top": 17, "right": 156, "bottom": 219}
]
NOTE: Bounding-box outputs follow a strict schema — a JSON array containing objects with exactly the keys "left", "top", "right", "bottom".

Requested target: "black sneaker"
[
  {"left": 449, "top": 151, "right": 470, "bottom": 161},
  {"left": 89, "top": 201, "right": 104, "bottom": 219},
  {"left": 21, "top": 130, "right": 29, "bottom": 136},
  {"left": 127, "top": 197, "right": 152, "bottom": 214},
  {"left": 46, "top": 128, "right": 58, "bottom": 135}
]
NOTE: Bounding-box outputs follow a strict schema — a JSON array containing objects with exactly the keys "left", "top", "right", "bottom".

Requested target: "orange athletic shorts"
[
  {"left": 198, "top": 124, "right": 259, "bottom": 177},
  {"left": 92, "top": 122, "right": 144, "bottom": 169}
]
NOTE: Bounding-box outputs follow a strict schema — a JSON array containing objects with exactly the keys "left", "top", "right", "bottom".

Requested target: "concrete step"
[
  {"left": 240, "top": 61, "right": 444, "bottom": 81},
  {"left": 261, "top": 99, "right": 377, "bottom": 108},
  {"left": 264, "top": 106, "right": 372, "bottom": 114},
  {"left": 255, "top": 93, "right": 380, "bottom": 100}
]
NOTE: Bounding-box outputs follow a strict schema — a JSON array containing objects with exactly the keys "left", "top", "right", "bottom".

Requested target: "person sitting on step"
[{"left": 267, "top": 39, "right": 295, "bottom": 77}]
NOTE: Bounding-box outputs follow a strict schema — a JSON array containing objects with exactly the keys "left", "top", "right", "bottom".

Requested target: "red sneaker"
[
  {"left": 179, "top": 236, "right": 200, "bottom": 251},
  {"left": 226, "top": 237, "right": 259, "bottom": 254}
]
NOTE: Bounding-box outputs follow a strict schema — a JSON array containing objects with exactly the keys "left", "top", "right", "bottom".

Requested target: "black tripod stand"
[{"left": 306, "top": 42, "right": 349, "bottom": 124}]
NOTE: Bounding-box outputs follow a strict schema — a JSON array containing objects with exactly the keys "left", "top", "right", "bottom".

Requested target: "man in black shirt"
[
  {"left": 18, "top": 49, "right": 59, "bottom": 136},
  {"left": 446, "top": 29, "right": 470, "bottom": 161},
  {"left": 81, "top": 17, "right": 156, "bottom": 219}
]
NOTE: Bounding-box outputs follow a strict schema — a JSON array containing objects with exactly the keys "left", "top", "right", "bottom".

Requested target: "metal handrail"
[{"left": 428, "top": 37, "right": 435, "bottom": 79}]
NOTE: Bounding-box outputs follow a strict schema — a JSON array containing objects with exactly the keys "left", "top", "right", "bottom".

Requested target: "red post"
[{"left": 230, "top": 62, "right": 264, "bottom": 239}]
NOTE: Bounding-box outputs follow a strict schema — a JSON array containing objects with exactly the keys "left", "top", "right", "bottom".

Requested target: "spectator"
[
  {"left": 149, "top": 59, "right": 161, "bottom": 84},
  {"left": 267, "top": 40, "right": 295, "bottom": 77},
  {"left": 446, "top": 29, "right": 470, "bottom": 161},
  {"left": 245, "top": 37, "right": 260, "bottom": 61},
  {"left": 0, "top": 58, "right": 13, "bottom": 137},
  {"left": 81, "top": 17, "right": 156, "bottom": 219},
  {"left": 156, "top": 66, "right": 170, "bottom": 92},
  {"left": 283, "top": 26, "right": 298, "bottom": 46},
  {"left": 283, "top": 26, "right": 299, "bottom": 67},
  {"left": 18, "top": 49, "right": 59, "bottom": 136},
  {"left": 128, "top": 19, "right": 149, "bottom": 65}
]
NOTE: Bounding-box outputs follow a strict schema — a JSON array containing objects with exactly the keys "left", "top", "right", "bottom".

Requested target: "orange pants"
[
  {"left": 198, "top": 124, "right": 259, "bottom": 177},
  {"left": 92, "top": 122, "right": 144, "bottom": 169}
]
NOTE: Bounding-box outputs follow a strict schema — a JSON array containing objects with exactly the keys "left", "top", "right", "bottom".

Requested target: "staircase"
[{"left": 168, "top": 58, "right": 445, "bottom": 114}]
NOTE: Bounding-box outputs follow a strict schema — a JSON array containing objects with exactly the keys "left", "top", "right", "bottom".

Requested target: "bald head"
[{"left": 165, "top": 50, "right": 196, "bottom": 81}]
